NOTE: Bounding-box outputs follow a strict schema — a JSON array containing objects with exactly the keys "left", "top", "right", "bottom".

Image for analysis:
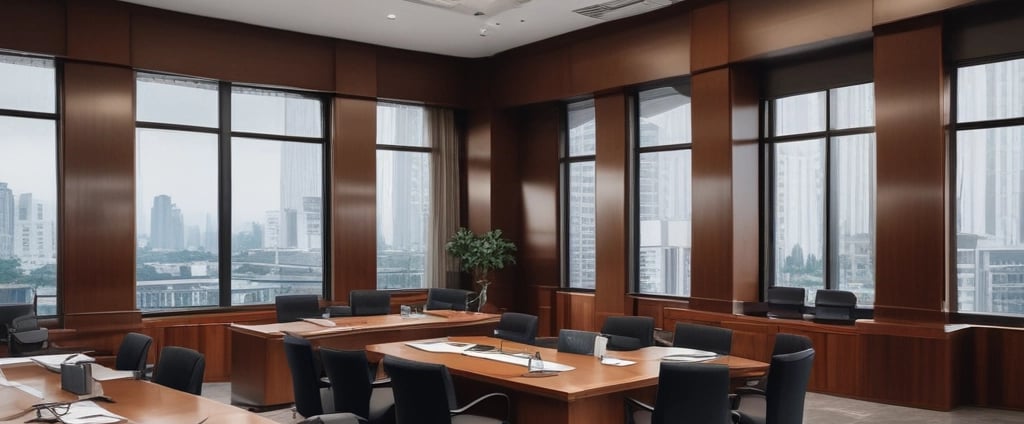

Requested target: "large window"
[
  {"left": 376, "top": 103, "right": 431, "bottom": 289},
  {"left": 0, "top": 54, "right": 58, "bottom": 316},
  {"left": 135, "top": 74, "right": 327, "bottom": 311},
  {"left": 564, "top": 100, "right": 597, "bottom": 289},
  {"left": 766, "top": 83, "right": 876, "bottom": 306},
  {"left": 955, "top": 57, "right": 1024, "bottom": 316},
  {"left": 635, "top": 86, "right": 692, "bottom": 296}
]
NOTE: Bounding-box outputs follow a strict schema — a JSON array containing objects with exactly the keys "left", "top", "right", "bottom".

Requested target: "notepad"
[
  {"left": 600, "top": 357, "right": 636, "bottom": 367},
  {"left": 301, "top": 318, "right": 337, "bottom": 327},
  {"left": 30, "top": 353, "right": 96, "bottom": 373},
  {"left": 406, "top": 341, "right": 477, "bottom": 353},
  {"left": 51, "top": 401, "right": 125, "bottom": 424}
]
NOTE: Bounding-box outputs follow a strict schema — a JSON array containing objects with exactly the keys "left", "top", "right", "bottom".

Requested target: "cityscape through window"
[
  {"left": 565, "top": 100, "right": 596, "bottom": 289},
  {"left": 955, "top": 57, "right": 1024, "bottom": 316},
  {"left": 767, "top": 83, "right": 876, "bottom": 306},
  {"left": 0, "top": 54, "right": 58, "bottom": 315},
  {"left": 635, "top": 86, "right": 692, "bottom": 296},
  {"left": 135, "top": 74, "right": 326, "bottom": 311}
]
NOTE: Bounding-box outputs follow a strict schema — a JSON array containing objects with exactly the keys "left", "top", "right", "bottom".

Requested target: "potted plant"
[{"left": 445, "top": 227, "right": 517, "bottom": 312}]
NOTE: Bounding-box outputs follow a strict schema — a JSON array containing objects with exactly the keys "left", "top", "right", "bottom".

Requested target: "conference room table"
[
  {"left": 366, "top": 335, "right": 769, "bottom": 424},
  {"left": 0, "top": 361, "right": 273, "bottom": 424},
  {"left": 229, "top": 311, "right": 500, "bottom": 407}
]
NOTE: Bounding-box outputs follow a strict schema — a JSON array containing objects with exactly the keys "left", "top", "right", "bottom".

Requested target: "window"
[
  {"left": 955, "top": 57, "right": 1024, "bottom": 316},
  {"left": 0, "top": 54, "right": 58, "bottom": 316},
  {"left": 766, "top": 83, "right": 876, "bottom": 306},
  {"left": 135, "top": 74, "right": 327, "bottom": 311},
  {"left": 635, "top": 86, "right": 692, "bottom": 296},
  {"left": 376, "top": 103, "right": 430, "bottom": 289},
  {"left": 564, "top": 100, "right": 597, "bottom": 289}
]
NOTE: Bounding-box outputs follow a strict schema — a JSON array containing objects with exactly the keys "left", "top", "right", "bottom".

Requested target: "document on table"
[
  {"left": 30, "top": 353, "right": 96, "bottom": 373},
  {"left": 90, "top": 364, "right": 136, "bottom": 381},
  {"left": 600, "top": 357, "right": 636, "bottom": 366},
  {"left": 406, "top": 341, "right": 477, "bottom": 354},
  {"left": 461, "top": 350, "right": 576, "bottom": 372},
  {"left": 301, "top": 318, "right": 337, "bottom": 327},
  {"left": 45, "top": 401, "right": 125, "bottom": 424}
]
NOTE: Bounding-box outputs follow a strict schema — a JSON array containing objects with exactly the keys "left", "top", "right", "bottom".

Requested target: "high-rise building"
[
  {"left": 0, "top": 183, "right": 14, "bottom": 259},
  {"left": 280, "top": 143, "right": 321, "bottom": 249},
  {"left": 203, "top": 213, "right": 218, "bottom": 253},
  {"left": 14, "top": 193, "right": 56, "bottom": 271},
  {"left": 150, "top": 195, "right": 184, "bottom": 250}
]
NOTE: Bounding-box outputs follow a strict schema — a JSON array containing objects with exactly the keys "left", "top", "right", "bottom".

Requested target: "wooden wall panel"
[
  {"left": 729, "top": 66, "right": 761, "bottom": 303},
  {"left": 488, "top": 107, "right": 523, "bottom": 311},
  {"left": 633, "top": 297, "right": 687, "bottom": 331},
  {"left": 519, "top": 104, "right": 561, "bottom": 286},
  {"left": 531, "top": 286, "right": 559, "bottom": 337},
  {"left": 376, "top": 48, "right": 470, "bottom": 107},
  {"left": 569, "top": 14, "right": 689, "bottom": 95},
  {"left": 130, "top": 6, "right": 336, "bottom": 92},
  {"left": 873, "top": 0, "right": 979, "bottom": 25},
  {"left": 331, "top": 98, "right": 378, "bottom": 299},
  {"left": 556, "top": 291, "right": 596, "bottom": 332},
  {"left": 690, "top": 1, "right": 730, "bottom": 72},
  {"left": 66, "top": 0, "right": 130, "bottom": 65},
  {"left": 466, "top": 109, "right": 494, "bottom": 232},
  {"left": 729, "top": 0, "right": 872, "bottom": 62},
  {"left": 0, "top": 0, "right": 65, "bottom": 56},
  {"left": 971, "top": 326, "right": 1024, "bottom": 410},
  {"left": 335, "top": 40, "right": 378, "bottom": 98},
  {"left": 873, "top": 17, "right": 947, "bottom": 323},
  {"left": 593, "top": 93, "right": 630, "bottom": 324},
  {"left": 62, "top": 62, "right": 136, "bottom": 315},
  {"left": 493, "top": 45, "right": 572, "bottom": 107}
]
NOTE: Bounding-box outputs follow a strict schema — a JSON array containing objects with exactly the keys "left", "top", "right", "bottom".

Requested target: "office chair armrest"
[
  {"left": 734, "top": 387, "right": 765, "bottom": 396},
  {"left": 299, "top": 413, "right": 365, "bottom": 424},
  {"left": 370, "top": 377, "right": 391, "bottom": 387},
  {"left": 451, "top": 392, "right": 510, "bottom": 420},
  {"left": 625, "top": 397, "right": 654, "bottom": 413},
  {"left": 731, "top": 410, "right": 742, "bottom": 423}
]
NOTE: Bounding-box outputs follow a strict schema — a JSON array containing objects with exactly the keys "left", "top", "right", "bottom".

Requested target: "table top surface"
[
  {"left": 366, "top": 336, "right": 769, "bottom": 402},
  {"left": 230, "top": 311, "right": 500, "bottom": 339},
  {"left": 0, "top": 362, "right": 274, "bottom": 424}
]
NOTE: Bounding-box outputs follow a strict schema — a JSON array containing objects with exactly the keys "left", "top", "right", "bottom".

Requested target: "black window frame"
[
  {"left": 0, "top": 52, "right": 61, "bottom": 317},
  {"left": 134, "top": 71, "right": 332, "bottom": 313},
  {"left": 561, "top": 98, "right": 597, "bottom": 291}
]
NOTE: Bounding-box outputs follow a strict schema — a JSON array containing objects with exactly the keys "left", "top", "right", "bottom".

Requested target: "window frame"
[
  {"left": 374, "top": 101, "right": 433, "bottom": 290},
  {"left": 134, "top": 72, "right": 332, "bottom": 313},
  {"left": 950, "top": 53, "right": 1024, "bottom": 323},
  {"left": 561, "top": 99, "right": 597, "bottom": 291},
  {"left": 0, "top": 52, "right": 61, "bottom": 317},
  {"left": 763, "top": 82, "right": 876, "bottom": 305},
  {"left": 630, "top": 83, "right": 693, "bottom": 298}
]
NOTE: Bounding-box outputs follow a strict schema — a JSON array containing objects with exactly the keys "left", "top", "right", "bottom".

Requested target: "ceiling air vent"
[
  {"left": 403, "top": 0, "right": 531, "bottom": 17},
  {"left": 573, "top": 0, "right": 683, "bottom": 21}
]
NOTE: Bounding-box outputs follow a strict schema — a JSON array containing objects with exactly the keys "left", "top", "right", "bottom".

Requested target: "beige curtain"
[{"left": 425, "top": 107, "right": 461, "bottom": 288}]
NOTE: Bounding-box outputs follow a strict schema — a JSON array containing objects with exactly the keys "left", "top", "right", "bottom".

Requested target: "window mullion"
[{"left": 218, "top": 82, "right": 232, "bottom": 307}]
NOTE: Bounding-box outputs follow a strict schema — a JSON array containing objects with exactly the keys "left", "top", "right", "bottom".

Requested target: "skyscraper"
[
  {"left": 0, "top": 183, "right": 14, "bottom": 259},
  {"left": 14, "top": 193, "right": 56, "bottom": 271},
  {"left": 280, "top": 143, "right": 321, "bottom": 249},
  {"left": 150, "top": 195, "right": 184, "bottom": 250}
]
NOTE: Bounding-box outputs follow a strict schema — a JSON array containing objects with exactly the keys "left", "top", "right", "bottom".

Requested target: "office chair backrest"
[
  {"left": 764, "top": 348, "right": 815, "bottom": 424},
  {"left": 320, "top": 348, "right": 374, "bottom": 419},
  {"left": 652, "top": 362, "right": 732, "bottom": 424},
  {"left": 7, "top": 313, "right": 48, "bottom": 356},
  {"left": 276, "top": 294, "right": 321, "bottom": 323},
  {"left": 813, "top": 289, "right": 857, "bottom": 323},
  {"left": 350, "top": 290, "right": 391, "bottom": 316},
  {"left": 0, "top": 303, "right": 34, "bottom": 342},
  {"left": 673, "top": 322, "right": 733, "bottom": 355},
  {"left": 115, "top": 332, "right": 153, "bottom": 373},
  {"left": 425, "top": 288, "right": 471, "bottom": 311},
  {"left": 601, "top": 316, "right": 654, "bottom": 351},
  {"left": 283, "top": 335, "right": 326, "bottom": 417},
  {"left": 772, "top": 333, "right": 812, "bottom": 357},
  {"left": 153, "top": 346, "right": 205, "bottom": 395},
  {"left": 383, "top": 355, "right": 458, "bottom": 424},
  {"left": 494, "top": 312, "right": 539, "bottom": 345},
  {"left": 766, "top": 287, "right": 806, "bottom": 319},
  {"left": 557, "top": 329, "right": 599, "bottom": 355}
]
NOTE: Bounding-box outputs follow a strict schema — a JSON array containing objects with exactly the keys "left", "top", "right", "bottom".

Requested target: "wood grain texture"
[
  {"left": 62, "top": 62, "right": 136, "bottom": 315},
  {"left": 729, "top": 0, "right": 872, "bottom": 62},
  {"left": 130, "top": 5, "right": 336, "bottom": 92},
  {"left": 557, "top": 291, "right": 596, "bottom": 332},
  {"left": 594, "top": 93, "right": 630, "bottom": 320},
  {"left": 335, "top": 40, "right": 378, "bottom": 98},
  {"left": 873, "top": 17, "right": 948, "bottom": 323},
  {"left": 532, "top": 285, "right": 559, "bottom": 337},
  {"left": 519, "top": 104, "right": 562, "bottom": 286},
  {"left": 492, "top": 44, "right": 572, "bottom": 107},
  {"left": 0, "top": 0, "right": 65, "bottom": 56},
  {"left": 376, "top": 48, "right": 470, "bottom": 107},
  {"left": 873, "top": 0, "right": 979, "bottom": 25},
  {"left": 969, "top": 326, "right": 1024, "bottom": 410},
  {"left": 690, "top": 1, "right": 730, "bottom": 73},
  {"left": 332, "top": 97, "right": 378, "bottom": 298},
  {"left": 729, "top": 65, "right": 761, "bottom": 303},
  {"left": 66, "top": 0, "right": 130, "bottom": 65}
]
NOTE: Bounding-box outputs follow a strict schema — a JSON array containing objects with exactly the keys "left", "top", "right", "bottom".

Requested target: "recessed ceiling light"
[
  {"left": 479, "top": 28, "right": 488, "bottom": 37},
  {"left": 386, "top": 14, "right": 397, "bottom": 20}
]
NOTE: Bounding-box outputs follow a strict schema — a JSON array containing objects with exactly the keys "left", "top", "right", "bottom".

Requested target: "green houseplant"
[{"left": 445, "top": 227, "right": 517, "bottom": 312}]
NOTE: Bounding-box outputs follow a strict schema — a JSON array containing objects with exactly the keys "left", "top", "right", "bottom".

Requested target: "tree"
[
  {"left": 784, "top": 244, "right": 805, "bottom": 273},
  {"left": 0, "top": 258, "right": 23, "bottom": 283},
  {"left": 21, "top": 264, "right": 56, "bottom": 287},
  {"left": 805, "top": 253, "right": 821, "bottom": 273}
]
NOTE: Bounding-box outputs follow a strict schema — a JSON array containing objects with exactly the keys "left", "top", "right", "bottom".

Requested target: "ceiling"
[{"left": 118, "top": 0, "right": 683, "bottom": 58}]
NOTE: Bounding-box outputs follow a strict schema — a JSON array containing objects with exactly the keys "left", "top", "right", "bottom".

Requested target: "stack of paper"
[
  {"left": 30, "top": 353, "right": 95, "bottom": 373},
  {"left": 406, "top": 341, "right": 477, "bottom": 354},
  {"left": 44, "top": 401, "right": 125, "bottom": 424}
]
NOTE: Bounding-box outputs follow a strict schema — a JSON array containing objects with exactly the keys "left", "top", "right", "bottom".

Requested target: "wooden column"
[
  {"left": 872, "top": 17, "right": 948, "bottom": 323},
  {"left": 331, "top": 97, "right": 378, "bottom": 299},
  {"left": 593, "top": 92, "right": 631, "bottom": 326}
]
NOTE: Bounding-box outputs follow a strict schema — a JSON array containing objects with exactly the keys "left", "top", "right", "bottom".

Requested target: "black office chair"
[
  {"left": 732, "top": 348, "right": 816, "bottom": 424},
  {"left": 284, "top": 335, "right": 333, "bottom": 418},
  {"left": 672, "top": 322, "right": 732, "bottom": 355},
  {"left": 812, "top": 289, "right": 857, "bottom": 324},
  {"left": 766, "top": 287, "right": 806, "bottom": 319},
  {"left": 320, "top": 348, "right": 395, "bottom": 424},
  {"left": 556, "top": 329, "right": 599, "bottom": 355},
  {"left": 152, "top": 346, "right": 205, "bottom": 395},
  {"left": 425, "top": 288, "right": 472, "bottom": 311},
  {"left": 7, "top": 314, "right": 48, "bottom": 356},
  {"left": 772, "top": 333, "right": 812, "bottom": 356},
  {"left": 626, "top": 362, "right": 733, "bottom": 424},
  {"left": 601, "top": 316, "right": 654, "bottom": 351},
  {"left": 382, "top": 355, "right": 509, "bottom": 424},
  {"left": 350, "top": 290, "right": 392, "bottom": 317},
  {"left": 494, "top": 312, "right": 539, "bottom": 345},
  {"left": 115, "top": 332, "right": 153, "bottom": 374},
  {"left": 0, "top": 303, "right": 34, "bottom": 343},
  {"left": 277, "top": 294, "right": 322, "bottom": 323}
]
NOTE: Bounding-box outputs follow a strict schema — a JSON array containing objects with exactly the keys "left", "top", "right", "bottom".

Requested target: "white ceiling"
[{"left": 118, "top": 0, "right": 682, "bottom": 58}]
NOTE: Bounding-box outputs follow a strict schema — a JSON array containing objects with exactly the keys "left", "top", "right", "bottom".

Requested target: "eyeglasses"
[{"left": 27, "top": 402, "right": 71, "bottom": 423}]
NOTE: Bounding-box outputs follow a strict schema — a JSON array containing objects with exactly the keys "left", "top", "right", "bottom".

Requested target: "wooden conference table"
[
  {"left": 229, "top": 311, "right": 499, "bottom": 407},
  {"left": 367, "top": 336, "right": 769, "bottom": 424},
  {"left": 0, "top": 361, "right": 273, "bottom": 424}
]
